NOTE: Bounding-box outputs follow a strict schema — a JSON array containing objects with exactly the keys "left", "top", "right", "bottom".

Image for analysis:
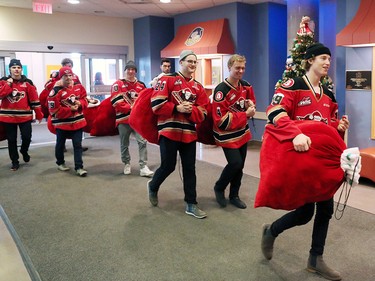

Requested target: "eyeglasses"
[{"left": 184, "top": 60, "right": 198, "bottom": 65}]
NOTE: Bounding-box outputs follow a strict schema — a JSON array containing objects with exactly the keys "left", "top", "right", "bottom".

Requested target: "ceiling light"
[
  {"left": 67, "top": 0, "right": 80, "bottom": 4},
  {"left": 160, "top": 0, "right": 171, "bottom": 3}
]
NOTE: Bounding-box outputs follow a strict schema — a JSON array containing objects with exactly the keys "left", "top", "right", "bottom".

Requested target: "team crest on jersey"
[
  {"left": 281, "top": 79, "right": 294, "bottom": 88},
  {"left": 298, "top": 96, "right": 312, "bottom": 107},
  {"left": 7, "top": 90, "right": 25, "bottom": 103},
  {"left": 172, "top": 89, "right": 196, "bottom": 103},
  {"left": 229, "top": 97, "right": 246, "bottom": 112},
  {"left": 65, "top": 95, "right": 77, "bottom": 105},
  {"left": 125, "top": 90, "right": 138, "bottom": 100},
  {"left": 296, "top": 110, "right": 328, "bottom": 124},
  {"left": 185, "top": 27, "right": 204, "bottom": 46},
  {"left": 113, "top": 84, "right": 119, "bottom": 92},
  {"left": 271, "top": 93, "right": 284, "bottom": 105},
  {"left": 214, "top": 91, "right": 224, "bottom": 102}
]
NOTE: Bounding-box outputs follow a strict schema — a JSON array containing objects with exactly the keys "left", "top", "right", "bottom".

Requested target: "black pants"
[
  {"left": 4, "top": 121, "right": 32, "bottom": 165},
  {"left": 149, "top": 135, "right": 197, "bottom": 204},
  {"left": 214, "top": 142, "right": 248, "bottom": 199},
  {"left": 270, "top": 198, "right": 334, "bottom": 256}
]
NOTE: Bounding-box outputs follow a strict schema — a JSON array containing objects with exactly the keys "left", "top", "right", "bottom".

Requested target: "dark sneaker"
[
  {"left": 214, "top": 188, "right": 227, "bottom": 207},
  {"left": 147, "top": 180, "right": 158, "bottom": 206},
  {"left": 261, "top": 224, "right": 276, "bottom": 260},
  {"left": 11, "top": 163, "right": 20, "bottom": 171},
  {"left": 185, "top": 203, "right": 207, "bottom": 219},
  {"left": 229, "top": 197, "right": 247, "bottom": 209},
  {"left": 20, "top": 151, "right": 30, "bottom": 162},
  {"left": 82, "top": 147, "right": 88, "bottom": 152},
  {"left": 307, "top": 255, "right": 342, "bottom": 281}
]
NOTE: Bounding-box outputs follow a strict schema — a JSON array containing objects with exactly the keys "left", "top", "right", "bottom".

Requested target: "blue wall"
[
  {"left": 336, "top": 0, "right": 375, "bottom": 149},
  {"left": 134, "top": 16, "right": 174, "bottom": 85}
]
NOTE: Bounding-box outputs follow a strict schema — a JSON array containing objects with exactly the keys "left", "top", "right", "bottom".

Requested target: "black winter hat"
[
  {"left": 125, "top": 60, "right": 137, "bottom": 72},
  {"left": 304, "top": 43, "right": 331, "bottom": 60},
  {"left": 9, "top": 59, "right": 22, "bottom": 68}
]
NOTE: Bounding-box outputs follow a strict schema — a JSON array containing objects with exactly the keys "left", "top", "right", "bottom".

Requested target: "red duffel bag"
[
  {"left": 254, "top": 120, "right": 346, "bottom": 210},
  {"left": 129, "top": 88, "right": 159, "bottom": 145}
]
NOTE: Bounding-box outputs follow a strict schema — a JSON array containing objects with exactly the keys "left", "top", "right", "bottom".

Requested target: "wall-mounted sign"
[
  {"left": 33, "top": 2, "right": 52, "bottom": 14},
  {"left": 345, "top": 70, "right": 371, "bottom": 90}
]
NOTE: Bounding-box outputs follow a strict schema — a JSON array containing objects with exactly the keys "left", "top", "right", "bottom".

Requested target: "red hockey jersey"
[
  {"left": 110, "top": 79, "right": 146, "bottom": 126},
  {"left": 265, "top": 76, "right": 340, "bottom": 141},
  {"left": 47, "top": 84, "right": 87, "bottom": 131},
  {"left": 212, "top": 79, "right": 256, "bottom": 148},
  {"left": 0, "top": 76, "right": 43, "bottom": 123},
  {"left": 151, "top": 72, "right": 209, "bottom": 143}
]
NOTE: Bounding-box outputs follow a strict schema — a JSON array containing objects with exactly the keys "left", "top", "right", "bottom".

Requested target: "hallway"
[{"left": 0, "top": 121, "right": 374, "bottom": 281}]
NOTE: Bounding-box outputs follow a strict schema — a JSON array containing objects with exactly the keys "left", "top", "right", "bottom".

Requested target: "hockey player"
[{"left": 212, "top": 54, "right": 256, "bottom": 209}]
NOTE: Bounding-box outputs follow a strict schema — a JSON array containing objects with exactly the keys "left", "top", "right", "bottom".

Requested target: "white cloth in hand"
[{"left": 340, "top": 147, "right": 362, "bottom": 186}]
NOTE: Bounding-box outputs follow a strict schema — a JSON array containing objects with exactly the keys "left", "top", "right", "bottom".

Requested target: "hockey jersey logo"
[
  {"left": 298, "top": 96, "right": 312, "bottom": 107},
  {"left": 7, "top": 90, "right": 25, "bottom": 103},
  {"left": 172, "top": 88, "right": 196, "bottom": 104},
  {"left": 122, "top": 90, "right": 138, "bottom": 105},
  {"left": 229, "top": 97, "right": 247, "bottom": 112},
  {"left": 296, "top": 110, "right": 328, "bottom": 124},
  {"left": 61, "top": 94, "right": 78, "bottom": 107},
  {"left": 281, "top": 79, "right": 294, "bottom": 88}
]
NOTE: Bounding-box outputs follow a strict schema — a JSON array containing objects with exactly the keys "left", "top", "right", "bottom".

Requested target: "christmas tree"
[{"left": 276, "top": 16, "right": 333, "bottom": 90}]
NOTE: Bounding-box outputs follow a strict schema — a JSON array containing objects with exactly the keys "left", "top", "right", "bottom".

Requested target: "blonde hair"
[{"left": 227, "top": 54, "right": 246, "bottom": 68}]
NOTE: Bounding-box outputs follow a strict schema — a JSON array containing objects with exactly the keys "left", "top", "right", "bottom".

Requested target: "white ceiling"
[{"left": 0, "top": 0, "right": 286, "bottom": 19}]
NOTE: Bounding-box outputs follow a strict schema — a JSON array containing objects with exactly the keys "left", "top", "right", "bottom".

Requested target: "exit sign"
[{"left": 33, "top": 2, "right": 52, "bottom": 14}]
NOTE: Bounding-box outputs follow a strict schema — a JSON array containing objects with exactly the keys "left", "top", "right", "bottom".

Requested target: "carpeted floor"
[{"left": 0, "top": 136, "right": 374, "bottom": 281}]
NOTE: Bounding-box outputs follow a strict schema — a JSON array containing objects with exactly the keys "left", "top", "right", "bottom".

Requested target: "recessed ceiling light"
[
  {"left": 67, "top": 0, "right": 80, "bottom": 4},
  {"left": 160, "top": 0, "right": 171, "bottom": 3}
]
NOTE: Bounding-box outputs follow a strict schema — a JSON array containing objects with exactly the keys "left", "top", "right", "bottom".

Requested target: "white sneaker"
[
  {"left": 140, "top": 165, "right": 154, "bottom": 177},
  {"left": 76, "top": 168, "right": 87, "bottom": 177},
  {"left": 58, "top": 164, "right": 70, "bottom": 171},
  {"left": 124, "top": 164, "right": 131, "bottom": 175}
]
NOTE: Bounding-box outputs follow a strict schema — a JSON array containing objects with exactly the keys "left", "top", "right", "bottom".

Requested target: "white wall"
[
  {"left": 0, "top": 6, "right": 134, "bottom": 92},
  {"left": 0, "top": 6, "right": 134, "bottom": 57}
]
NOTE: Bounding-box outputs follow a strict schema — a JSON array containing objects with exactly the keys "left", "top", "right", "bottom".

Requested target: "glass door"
[{"left": 82, "top": 55, "right": 125, "bottom": 101}]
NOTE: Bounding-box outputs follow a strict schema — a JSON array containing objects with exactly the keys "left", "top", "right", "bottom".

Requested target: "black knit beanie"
[{"left": 304, "top": 43, "right": 331, "bottom": 59}]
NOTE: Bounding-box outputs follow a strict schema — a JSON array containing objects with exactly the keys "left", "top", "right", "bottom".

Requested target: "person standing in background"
[
  {"left": 110, "top": 60, "right": 154, "bottom": 177},
  {"left": 147, "top": 50, "right": 209, "bottom": 219},
  {"left": 0, "top": 59, "right": 43, "bottom": 171},
  {"left": 48, "top": 66, "right": 88, "bottom": 177},
  {"left": 212, "top": 54, "right": 256, "bottom": 209},
  {"left": 150, "top": 58, "right": 172, "bottom": 88}
]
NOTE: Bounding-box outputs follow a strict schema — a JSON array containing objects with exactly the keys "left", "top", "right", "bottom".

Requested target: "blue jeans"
[
  {"left": 55, "top": 128, "right": 84, "bottom": 170},
  {"left": 270, "top": 198, "right": 334, "bottom": 256},
  {"left": 149, "top": 136, "right": 197, "bottom": 204}
]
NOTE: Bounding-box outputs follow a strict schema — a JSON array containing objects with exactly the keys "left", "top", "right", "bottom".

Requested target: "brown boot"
[
  {"left": 307, "top": 254, "right": 342, "bottom": 280},
  {"left": 261, "top": 224, "right": 275, "bottom": 260}
]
